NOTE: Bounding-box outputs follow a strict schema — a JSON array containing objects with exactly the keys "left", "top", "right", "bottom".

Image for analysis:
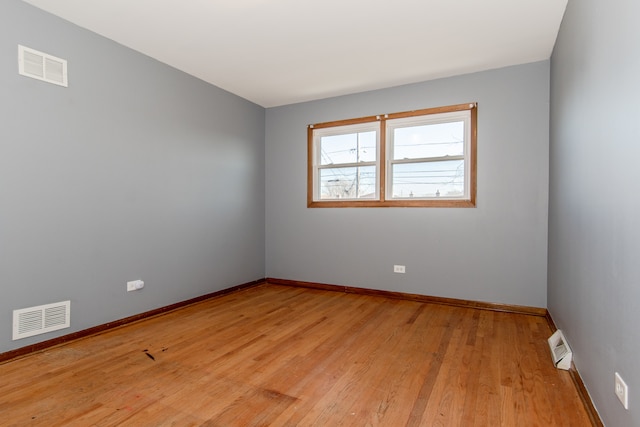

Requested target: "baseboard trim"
[
  {"left": 0, "top": 278, "right": 266, "bottom": 364},
  {"left": 545, "top": 309, "right": 558, "bottom": 331},
  {"left": 266, "top": 277, "right": 547, "bottom": 317},
  {"left": 569, "top": 367, "right": 604, "bottom": 427},
  {"left": 545, "top": 311, "right": 603, "bottom": 427}
]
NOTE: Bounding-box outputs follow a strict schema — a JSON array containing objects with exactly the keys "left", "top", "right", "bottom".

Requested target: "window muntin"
[{"left": 308, "top": 103, "right": 476, "bottom": 207}]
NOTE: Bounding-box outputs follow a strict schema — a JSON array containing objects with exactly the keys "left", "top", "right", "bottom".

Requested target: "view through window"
[{"left": 308, "top": 103, "right": 477, "bottom": 207}]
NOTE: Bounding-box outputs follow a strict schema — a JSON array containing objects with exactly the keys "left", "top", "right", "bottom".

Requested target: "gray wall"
[
  {"left": 0, "top": 0, "right": 265, "bottom": 353},
  {"left": 266, "top": 61, "right": 550, "bottom": 308},
  {"left": 549, "top": 0, "right": 640, "bottom": 425}
]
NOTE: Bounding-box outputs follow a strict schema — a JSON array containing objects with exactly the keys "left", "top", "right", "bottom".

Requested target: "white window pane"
[
  {"left": 391, "top": 160, "right": 464, "bottom": 198},
  {"left": 320, "top": 131, "right": 376, "bottom": 165},
  {"left": 393, "top": 121, "right": 464, "bottom": 160},
  {"left": 320, "top": 166, "right": 376, "bottom": 199}
]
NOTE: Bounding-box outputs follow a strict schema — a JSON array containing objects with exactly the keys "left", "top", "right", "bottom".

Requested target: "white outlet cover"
[
  {"left": 615, "top": 372, "right": 629, "bottom": 410},
  {"left": 127, "top": 280, "right": 144, "bottom": 292}
]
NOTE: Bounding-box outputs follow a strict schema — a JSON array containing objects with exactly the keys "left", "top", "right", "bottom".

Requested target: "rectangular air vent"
[
  {"left": 18, "top": 45, "right": 68, "bottom": 87},
  {"left": 13, "top": 300, "right": 70, "bottom": 340},
  {"left": 548, "top": 329, "right": 572, "bottom": 370}
]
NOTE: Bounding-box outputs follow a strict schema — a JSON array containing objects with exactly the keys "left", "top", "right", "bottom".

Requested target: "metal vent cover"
[
  {"left": 13, "top": 300, "right": 70, "bottom": 340},
  {"left": 18, "top": 45, "right": 68, "bottom": 87},
  {"left": 548, "top": 329, "right": 572, "bottom": 370}
]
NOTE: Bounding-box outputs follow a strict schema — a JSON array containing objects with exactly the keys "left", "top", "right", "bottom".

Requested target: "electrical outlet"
[
  {"left": 615, "top": 372, "right": 629, "bottom": 410},
  {"left": 127, "top": 280, "right": 145, "bottom": 292},
  {"left": 393, "top": 265, "right": 406, "bottom": 274}
]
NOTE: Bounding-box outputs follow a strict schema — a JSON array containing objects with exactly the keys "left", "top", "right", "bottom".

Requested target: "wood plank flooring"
[{"left": 0, "top": 284, "right": 593, "bottom": 426}]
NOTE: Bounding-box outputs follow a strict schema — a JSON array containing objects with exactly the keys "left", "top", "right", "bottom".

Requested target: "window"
[{"left": 308, "top": 103, "right": 477, "bottom": 207}]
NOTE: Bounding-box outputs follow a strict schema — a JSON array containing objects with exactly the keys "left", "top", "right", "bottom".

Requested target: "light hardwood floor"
[{"left": 1, "top": 284, "right": 593, "bottom": 426}]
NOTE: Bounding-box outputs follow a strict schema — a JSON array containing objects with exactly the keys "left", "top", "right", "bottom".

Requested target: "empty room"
[{"left": 1, "top": 0, "right": 638, "bottom": 426}]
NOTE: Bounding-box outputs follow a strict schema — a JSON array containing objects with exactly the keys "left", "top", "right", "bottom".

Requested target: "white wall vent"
[
  {"left": 18, "top": 45, "right": 68, "bottom": 87},
  {"left": 548, "top": 329, "right": 573, "bottom": 370},
  {"left": 13, "top": 300, "right": 71, "bottom": 340}
]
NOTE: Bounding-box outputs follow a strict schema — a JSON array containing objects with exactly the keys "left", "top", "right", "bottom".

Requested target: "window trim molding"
[{"left": 308, "top": 103, "right": 477, "bottom": 208}]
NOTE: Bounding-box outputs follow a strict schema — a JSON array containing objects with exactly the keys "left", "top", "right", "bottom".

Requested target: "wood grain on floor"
[{"left": 0, "top": 284, "right": 593, "bottom": 426}]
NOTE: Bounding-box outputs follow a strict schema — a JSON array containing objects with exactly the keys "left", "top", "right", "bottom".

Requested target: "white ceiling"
[{"left": 21, "top": 0, "right": 568, "bottom": 108}]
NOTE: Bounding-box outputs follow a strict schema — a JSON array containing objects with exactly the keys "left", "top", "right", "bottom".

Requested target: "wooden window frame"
[{"left": 308, "top": 103, "right": 477, "bottom": 208}]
